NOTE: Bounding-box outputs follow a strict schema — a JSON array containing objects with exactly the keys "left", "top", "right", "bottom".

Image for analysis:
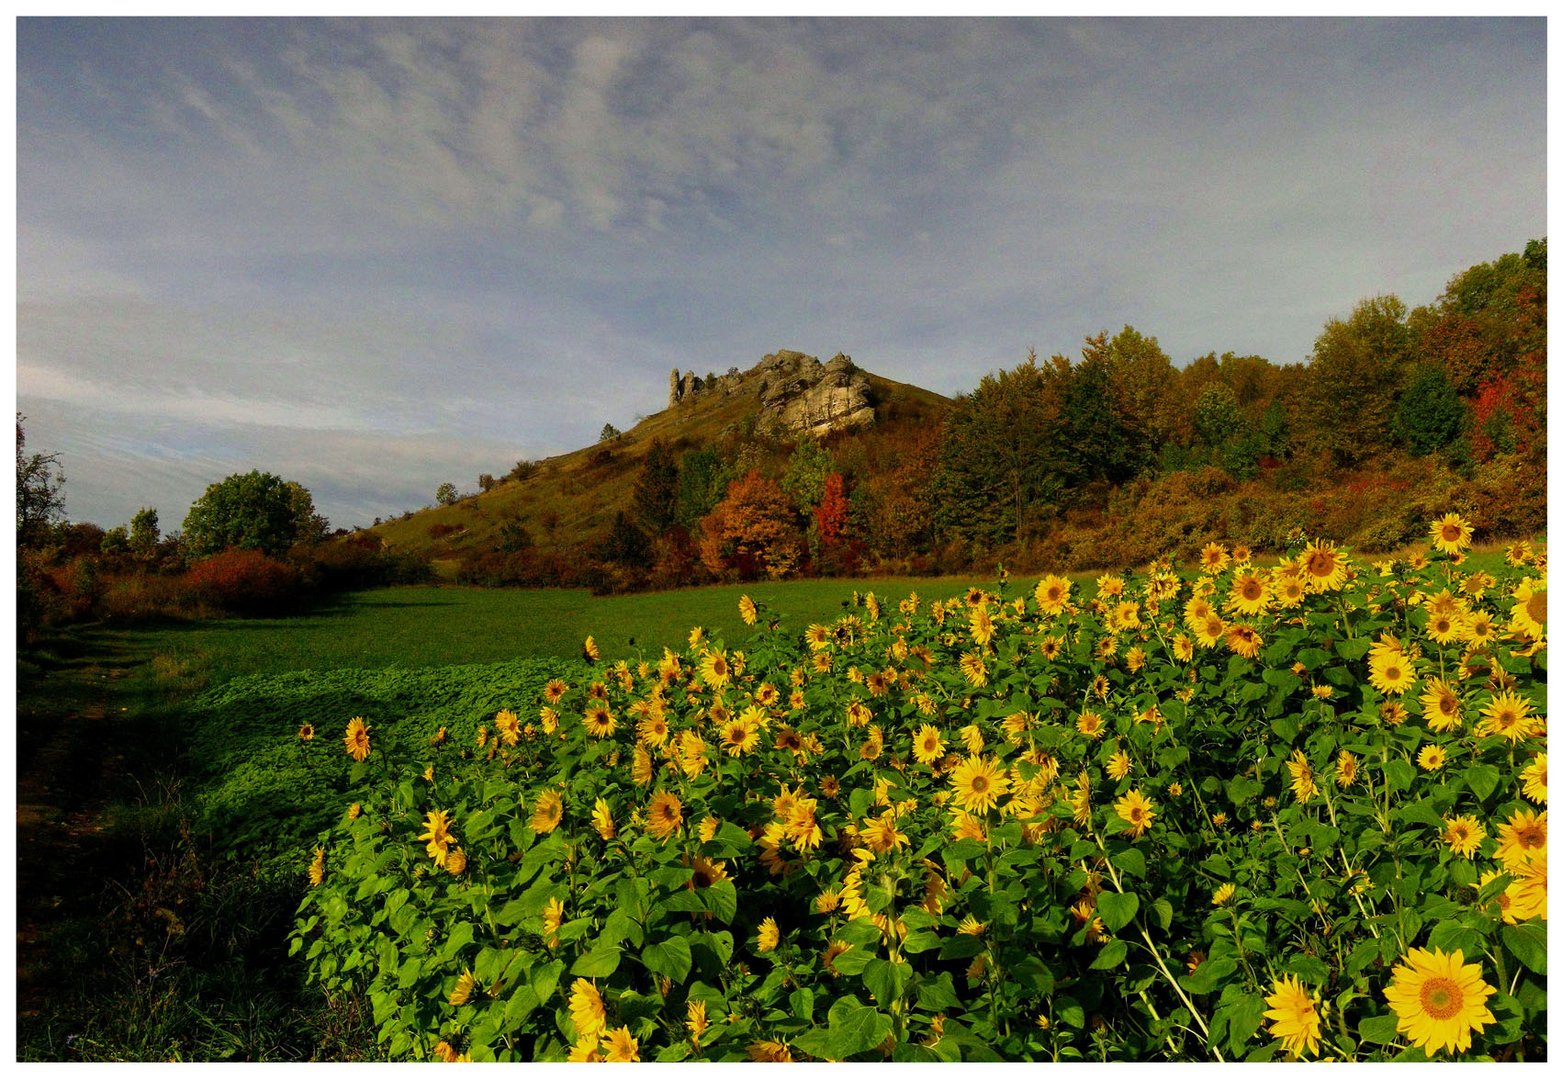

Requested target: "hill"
[{"left": 368, "top": 349, "right": 951, "bottom": 580}]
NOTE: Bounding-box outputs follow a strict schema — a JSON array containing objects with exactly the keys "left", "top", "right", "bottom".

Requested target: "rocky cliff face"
[{"left": 669, "top": 350, "right": 875, "bottom": 438}]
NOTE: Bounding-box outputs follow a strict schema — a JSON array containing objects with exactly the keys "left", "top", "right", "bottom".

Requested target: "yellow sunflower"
[
  {"left": 1429, "top": 512, "right": 1474, "bottom": 556},
  {"left": 1441, "top": 815, "right": 1486, "bottom": 859},
  {"left": 700, "top": 648, "right": 731, "bottom": 689},
  {"left": 1416, "top": 744, "right": 1447, "bottom": 772},
  {"left": 1419, "top": 678, "right": 1463, "bottom": 733},
  {"left": 583, "top": 635, "right": 600, "bottom": 662},
  {"left": 1520, "top": 753, "right": 1546, "bottom": 804},
  {"left": 450, "top": 967, "right": 478, "bottom": 1007},
  {"left": 1476, "top": 691, "right": 1535, "bottom": 743},
  {"left": 646, "top": 790, "right": 685, "bottom": 840},
  {"left": 1492, "top": 807, "right": 1546, "bottom": 869},
  {"left": 529, "top": 790, "right": 564, "bottom": 834},
  {"left": 569, "top": 978, "right": 607, "bottom": 1042},
  {"left": 298, "top": 723, "right": 314, "bottom": 741},
  {"left": 1034, "top": 574, "right": 1072, "bottom": 614},
  {"left": 912, "top": 724, "right": 944, "bottom": 765},
  {"left": 1335, "top": 750, "right": 1359, "bottom": 788},
  {"left": 1194, "top": 613, "right": 1227, "bottom": 649},
  {"left": 1286, "top": 749, "right": 1318, "bottom": 803},
  {"left": 950, "top": 755, "right": 1009, "bottom": 815},
  {"left": 602, "top": 1026, "right": 640, "bottom": 1062},
  {"left": 756, "top": 917, "right": 780, "bottom": 953},
  {"left": 1228, "top": 571, "right": 1270, "bottom": 616},
  {"left": 1212, "top": 882, "right": 1236, "bottom": 907},
  {"left": 1300, "top": 539, "right": 1349, "bottom": 593},
  {"left": 1076, "top": 710, "right": 1105, "bottom": 740},
  {"left": 582, "top": 701, "right": 618, "bottom": 739},
  {"left": 1368, "top": 650, "right": 1416, "bottom": 696},
  {"left": 591, "top": 798, "right": 616, "bottom": 841},
  {"left": 1105, "top": 748, "right": 1132, "bottom": 781},
  {"left": 1263, "top": 974, "right": 1321, "bottom": 1058},
  {"left": 1382, "top": 947, "right": 1495, "bottom": 1056},
  {"left": 419, "top": 808, "right": 455, "bottom": 865},
  {"left": 1224, "top": 623, "right": 1263, "bottom": 659},
  {"left": 343, "top": 716, "right": 371, "bottom": 761},
  {"left": 959, "top": 651, "right": 989, "bottom": 687},
  {"left": 307, "top": 846, "right": 325, "bottom": 887},
  {"left": 1114, "top": 789, "right": 1155, "bottom": 838},
  {"left": 738, "top": 594, "right": 758, "bottom": 626},
  {"left": 1200, "top": 542, "right": 1230, "bottom": 575}
]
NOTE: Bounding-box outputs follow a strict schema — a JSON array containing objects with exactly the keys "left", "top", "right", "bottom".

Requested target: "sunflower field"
[{"left": 290, "top": 517, "right": 1547, "bottom": 1062}]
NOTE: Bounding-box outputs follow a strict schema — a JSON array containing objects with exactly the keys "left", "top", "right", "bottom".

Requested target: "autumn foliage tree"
[{"left": 698, "top": 470, "right": 804, "bottom": 580}]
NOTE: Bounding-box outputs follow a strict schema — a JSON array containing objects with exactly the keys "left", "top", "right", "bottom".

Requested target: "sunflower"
[
  {"left": 1212, "top": 882, "right": 1236, "bottom": 907},
  {"left": 530, "top": 790, "right": 564, "bottom": 834},
  {"left": 1383, "top": 947, "right": 1495, "bottom": 1055},
  {"left": 1368, "top": 651, "right": 1416, "bottom": 696},
  {"left": 969, "top": 606, "right": 995, "bottom": 648},
  {"left": 646, "top": 790, "right": 684, "bottom": 840},
  {"left": 1419, "top": 678, "right": 1463, "bottom": 733},
  {"left": 1105, "top": 748, "right": 1132, "bottom": 781},
  {"left": 1194, "top": 613, "right": 1227, "bottom": 649},
  {"left": 1520, "top": 753, "right": 1547, "bottom": 804},
  {"left": 298, "top": 723, "right": 314, "bottom": 741},
  {"left": 686, "top": 1000, "right": 709, "bottom": 1049},
  {"left": 1286, "top": 749, "right": 1318, "bottom": 803},
  {"left": 578, "top": 701, "right": 615, "bottom": 739},
  {"left": 738, "top": 594, "right": 758, "bottom": 626},
  {"left": 1273, "top": 575, "right": 1307, "bottom": 609},
  {"left": 1034, "top": 574, "right": 1072, "bottom": 614},
  {"left": 1228, "top": 571, "right": 1270, "bottom": 616},
  {"left": 493, "top": 708, "right": 521, "bottom": 746},
  {"left": 700, "top": 649, "right": 731, "bottom": 689},
  {"left": 590, "top": 798, "right": 616, "bottom": 841},
  {"left": 1442, "top": 815, "right": 1486, "bottom": 859},
  {"left": 1335, "top": 750, "right": 1360, "bottom": 788},
  {"left": 450, "top": 967, "right": 478, "bottom": 1007},
  {"left": 419, "top": 808, "right": 455, "bottom": 865},
  {"left": 755, "top": 916, "right": 781, "bottom": 953},
  {"left": 1224, "top": 623, "right": 1263, "bottom": 659},
  {"left": 603, "top": 1026, "right": 640, "bottom": 1062},
  {"left": 1262, "top": 974, "right": 1321, "bottom": 1058},
  {"left": 911, "top": 724, "right": 945, "bottom": 765},
  {"left": 1300, "top": 539, "right": 1349, "bottom": 593},
  {"left": 1475, "top": 690, "right": 1536, "bottom": 743},
  {"left": 1076, "top": 710, "right": 1105, "bottom": 740},
  {"left": 308, "top": 846, "right": 325, "bottom": 887},
  {"left": 1430, "top": 513, "right": 1474, "bottom": 556},
  {"left": 959, "top": 651, "right": 989, "bottom": 687},
  {"left": 542, "top": 896, "right": 565, "bottom": 948},
  {"left": 1172, "top": 634, "right": 1195, "bottom": 662},
  {"left": 1200, "top": 542, "right": 1230, "bottom": 575},
  {"left": 1114, "top": 789, "right": 1155, "bottom": 838},
  {"left": 1416, "top": 745, "right": 1447, "bottom": 772},
  {"left": 1458, "top": 610, "right": 1497, "bottom": 648},
  {"left": 343, "top": 716, "right": 371, "bottom": 761},
  {"left": 1492, "top": 807, "right": 1546, "bottom": 869},
  {"left": 636, "top": 712, "right": 670, "bottom": 747},
  {"left": 1426, "top": 610, "right": 1462, "bottom": 646},
  {"left": 543, "top": 678, "right": 569, "bottom": 704},
  {"left": 583, "top": 636, "right": 600, "bottom": 662},
  {"left": 1380, "top": 701, "right": 1407, "bottom": 727},
  {"left": 950, "top": 756, "right": 1009, "bottom": 815},
  {"left": 569, "top": 978, "right": 607, "bottom": 1042}
]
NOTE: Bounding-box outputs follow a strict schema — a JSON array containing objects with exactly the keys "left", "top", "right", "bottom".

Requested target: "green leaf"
[
  {"left": 570, "top": 942, "right": 621, "bottom": 978},
  {"left": 700, "top": 880, "right": 738, "bottom": 925},
  {"left": 915, "top": 971, "right": 961, "bottom": 1012},
  {"left": 900, "top": 929, "right": 943, "bottom": 954},
  {"left": 1357, "top": 1012, "right": 1401, "bottom": 1046},
  {"left": 1179, "top": 955, "right": 1238, "bottom": 995},
  {"left": 862, "top": 957, "right": 911, "bottom": 1007},
  {"left": 1111, "top": 847, "right": 1147, "bottom": 879},
  {"left": 1089, "top": 938, "right": 1128, "bottom": 970},
  {"left": 642, "top": 936, "right": 693, "bottom": 983},
  {"left": 1336, "top": 637, "right": 1372, "bottom": 660},
  {"left": 791, "top": 996, "right": 892, "bottom": 1060},
  {"left": 1462, "top": 763, "right": 1501, "bottom": 802},
  {"left": 1096, "top": 891, "right": 1139, "bottom": 933},
  {"left": 1384, "top": 759, "right": 1416, "bottom": 793},
  {"left": 831, "top": 945, "right": 875, "bottom": 975},
  {"left": 1151, "top": 898, "right": 1174, "bottom": 932},
  {"left": 1501, "top": 921, "right": 1547, "bottom": 974}
]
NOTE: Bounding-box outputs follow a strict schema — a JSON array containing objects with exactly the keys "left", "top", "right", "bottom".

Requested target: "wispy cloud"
[{"left": 15, "top": 17, "right": 1546, "bottom": 528}]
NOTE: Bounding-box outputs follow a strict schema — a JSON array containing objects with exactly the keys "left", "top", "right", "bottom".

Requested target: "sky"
[{"left": 13, "top": 17, "right": 1548, "bottom": 531}]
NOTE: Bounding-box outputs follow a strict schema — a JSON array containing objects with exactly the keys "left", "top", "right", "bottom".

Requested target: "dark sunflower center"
[
  {"left": 1308, "top": 552, "right": 1333, "bottom": 575},
  {"left": 1419, "top": 976, "right": 1464, "bottom": 1020},
  {"left": 971, "top": 776, "right": 989, "bottom": 793},
  {"left": 1527, "top": 591, "right": 1546, "bottom": 622},
  {"left": 1516, "top": 824, "right": 1544, "bottom": 847}
]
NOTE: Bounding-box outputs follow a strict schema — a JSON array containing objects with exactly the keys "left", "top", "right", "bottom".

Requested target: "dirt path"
[{"left": 15, "top": 656, "right": 140, "bottom": 1022}]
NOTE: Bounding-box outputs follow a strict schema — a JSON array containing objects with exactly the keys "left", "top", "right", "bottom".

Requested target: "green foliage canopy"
[{"left": 182, "top": 470, "right": 328, "bottom": 558}]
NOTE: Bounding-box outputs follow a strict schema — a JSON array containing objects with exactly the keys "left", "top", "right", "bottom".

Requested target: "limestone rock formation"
[{"left": 667, "top": 350, "right": 875, "bottom": 438}]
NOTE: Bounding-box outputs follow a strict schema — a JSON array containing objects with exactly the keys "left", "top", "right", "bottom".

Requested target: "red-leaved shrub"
[{"left": 181, "top": 548, "right": 301, "bottom": 615}]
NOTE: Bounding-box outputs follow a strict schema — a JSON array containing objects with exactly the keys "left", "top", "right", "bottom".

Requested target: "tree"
[
  {"left": 128, "top": 507, "right": 160, "bottom": 557},
  {"left": 477, "top": 473, "right": 498, "bottom": 493},
  {"left": 435, "top": 482, "right": 460, "bottom": 506},
  {"left": 182, "top": 471, "right": 328, "bottom": 558},
  {"left": 592, "top": 511, "right": 651, "bottom": 567},
  {"left": 599, "top": 423, "right": 622, "bottom": 443},
  {"left": 780, "top": 434, "right": 834, "bottom": 515},
  {"left": 16, "top": 415, "right": 65, "bottom": 548},
  {"left": 698, "top": 470, "right": 804, "bottom": 580},
  {"left": 1296, "top": 294, "right": 1413, "bottom": 466},
  {"left": 632, "top": 439, "right": 681, "bottom": 534},
  {"left": 100, "top": 525, "right": 130, "bottom": 555},
  {"left": 1393, "top": 365, "right": 1466, "bottom": 457},
  {"left": 676, "top": 447, "right": 732, "bottom": 528}
]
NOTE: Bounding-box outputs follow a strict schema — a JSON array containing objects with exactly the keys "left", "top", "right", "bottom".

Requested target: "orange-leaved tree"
[{"left": 698, "top": 470, "right": 803, "bottom": 580}]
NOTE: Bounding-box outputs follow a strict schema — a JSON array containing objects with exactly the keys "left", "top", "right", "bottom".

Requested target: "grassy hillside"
[{"left": 367, "top": 361, "right": 949, "bottom": 569}]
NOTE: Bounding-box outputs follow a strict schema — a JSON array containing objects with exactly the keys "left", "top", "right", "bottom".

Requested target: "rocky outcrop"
[{"left": 668, "top": 350, "right": 875, "bottom": 438}]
